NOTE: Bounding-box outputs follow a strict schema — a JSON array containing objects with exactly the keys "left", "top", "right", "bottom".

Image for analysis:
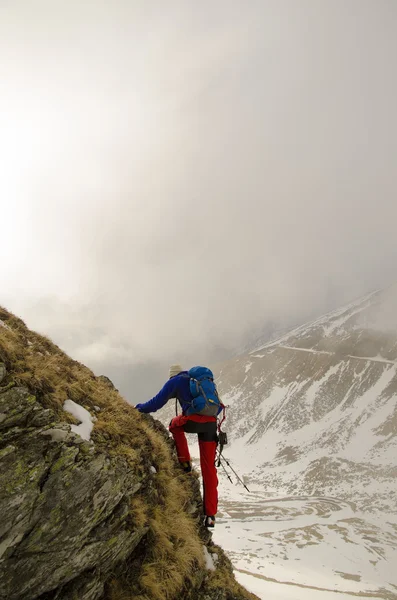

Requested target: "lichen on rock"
[
  {"left": 0, "top": 387, "right": 147, "bottom": 600},
  {"left": 0, "top": 306, "right": 258, "bottom": 600}
]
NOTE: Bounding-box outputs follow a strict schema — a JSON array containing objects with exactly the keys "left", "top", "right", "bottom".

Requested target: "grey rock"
[
  {"left": 0, "top": 386, "right": 37, "bottom": 430},
  {"left": 0, "top": 385, "right": 147, "bottom": 600},
  {"left": 41, "top": 427, "right": 71, "bottom": 443},
  {"left": 0, "top": 382, "right": 256, "bottom": 600}
]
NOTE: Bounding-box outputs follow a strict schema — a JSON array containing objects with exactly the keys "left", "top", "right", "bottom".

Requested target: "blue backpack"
[{"left": 185, "top": 366, "right": 223, "bottom": 417}]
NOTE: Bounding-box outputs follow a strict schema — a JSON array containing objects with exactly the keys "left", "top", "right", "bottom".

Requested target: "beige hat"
[{"left": 169, "top": 364, "right": 184, "bottom": 378}]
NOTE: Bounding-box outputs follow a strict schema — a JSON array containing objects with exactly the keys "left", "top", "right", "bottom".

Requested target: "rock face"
[
  {"left": 0, "top": 376, "right": 147, "bottom": 600},
  {"left": 0, "top": 309, "right": 257, "bottom": 600}
]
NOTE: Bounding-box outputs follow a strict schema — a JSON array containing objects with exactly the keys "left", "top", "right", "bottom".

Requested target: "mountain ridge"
[
  {"left": 216, "top": 285, "right": 397, "bottom": 513},
  {"left": 0, "top": 306, "right": 258, "bottom": 600}
]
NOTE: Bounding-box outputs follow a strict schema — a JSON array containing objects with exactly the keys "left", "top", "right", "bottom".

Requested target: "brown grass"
[
  {"left": 0, "top": 307, "right": 205, "bottom": 599},
  {"left": 204, "top": 543, "right": 259, "bottom": 600}
]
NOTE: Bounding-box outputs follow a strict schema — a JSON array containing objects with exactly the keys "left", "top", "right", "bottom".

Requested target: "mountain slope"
[
  {"left": 213, "top": 287, "right": 397, "bottom": 598},
  {"left": 0, "top": 306, "right": 257, "bottom": 600},
  {"left": 217, "top": 286, "right": 397, "bottom": 512}
]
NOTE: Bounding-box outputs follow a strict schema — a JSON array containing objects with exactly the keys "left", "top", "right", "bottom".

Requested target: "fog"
[{"left": 1, "top": 1, "right": 397, "bottom": 399}]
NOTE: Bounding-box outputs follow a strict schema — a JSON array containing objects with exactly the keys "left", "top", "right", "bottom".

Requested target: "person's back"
[
  {"left": 135, "top": 364, "right": 219, "bottom": 528},
  {"left": 135, "top": 370, "right": 192, "bottom": 415}
]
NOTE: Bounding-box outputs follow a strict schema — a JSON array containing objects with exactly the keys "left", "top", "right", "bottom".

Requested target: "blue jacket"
[{"left": 136, "top": 372, "right": 193, "bottom": 414}]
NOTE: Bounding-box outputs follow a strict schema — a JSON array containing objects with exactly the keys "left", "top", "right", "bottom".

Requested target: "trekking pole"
[
  {"left": 216, "top": 449, "right": 244, "bottom": 488},
  {"left": 218, "top": 450, "right": 250, "bottom": 493},
  {"left": 217, "top": 455, "right": 234, "bottom": 484},
  {"left": 216, "top": 445, "right": 234, "bottom": 483}
]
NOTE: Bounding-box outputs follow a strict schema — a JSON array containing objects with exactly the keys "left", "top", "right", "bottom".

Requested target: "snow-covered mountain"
[
  {"left": 214, "top": 286, "right": 397, "bottom": 598},
  {"left": 217, "top": 286, "right": 397, "bottom": 511}
]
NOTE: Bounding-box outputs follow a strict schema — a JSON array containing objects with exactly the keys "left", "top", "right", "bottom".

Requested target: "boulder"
[{"left": 0, "top": 385, "right": 147, "bottom": 600}]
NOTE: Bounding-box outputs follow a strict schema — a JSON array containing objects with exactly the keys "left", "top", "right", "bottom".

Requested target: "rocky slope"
[
  {"left": 0, "top": 307, "right": 257, "bottom": 600},
  {"left": 217, "top": 286, "right": 397, "bottom": 513}
]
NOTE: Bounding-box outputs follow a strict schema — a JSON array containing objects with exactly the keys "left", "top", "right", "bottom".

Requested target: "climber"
[{"left": 135, "top": 364, "right": 221, "bottom": 528}]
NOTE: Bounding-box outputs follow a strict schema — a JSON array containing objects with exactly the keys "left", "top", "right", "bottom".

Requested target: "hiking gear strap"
[
  {"left": 217, "top": 405, "right": 226, "bottom": 432},
  {"left": 218, "top": 430, "right": 228, "bottom": 454}
]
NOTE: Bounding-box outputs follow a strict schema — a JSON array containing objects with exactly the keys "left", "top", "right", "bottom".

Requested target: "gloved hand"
[{"left": 135, "top": 404, "right": 144, "bottom": 412}]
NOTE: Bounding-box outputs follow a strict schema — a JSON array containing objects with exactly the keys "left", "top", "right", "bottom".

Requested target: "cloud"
[{"left": 1, "top": 0, "right": 397, "bottom": 371}]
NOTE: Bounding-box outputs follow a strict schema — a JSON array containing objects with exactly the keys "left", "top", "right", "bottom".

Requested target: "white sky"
[{"left": 1, "top": 0, "right": 397, "bottom": 372}]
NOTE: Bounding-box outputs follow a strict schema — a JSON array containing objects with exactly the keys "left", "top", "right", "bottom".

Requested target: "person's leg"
[
  {"left": 182, "top": 419, "right": 218, "bottom": 516},
  {"left": 171, "top": 415, "right": 217, "bottom": 464},
  {"left": 169, "top": 415, "right": 191, "bottom": 465},
  {"left": 198, "top": 434, "right": 218, "bottom": 518}
]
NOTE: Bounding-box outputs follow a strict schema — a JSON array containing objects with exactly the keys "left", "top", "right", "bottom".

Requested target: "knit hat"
[{"left": 169, "top": 364, "right": 184, "bottom": 378}]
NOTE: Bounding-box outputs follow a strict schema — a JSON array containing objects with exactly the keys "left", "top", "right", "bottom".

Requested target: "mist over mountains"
[
  {"left": 217, "top": 284, "right": 397, "bottom": 510},
  {"left": 2, "top": 2, "right": 397, "bottom": 393},
  {"left": 138, "top": 284, "right": 397, "bottom": 597},
  {"left": 212, "top": 285, "right": 397, "bottom": 598}
]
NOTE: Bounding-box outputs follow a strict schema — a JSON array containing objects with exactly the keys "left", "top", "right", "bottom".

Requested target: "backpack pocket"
[{"left": 187, "top": 395, "right": 220, "bottom": 417}]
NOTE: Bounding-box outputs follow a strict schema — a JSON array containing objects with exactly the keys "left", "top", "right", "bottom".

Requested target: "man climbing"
[{"left": 135, "top": 364, "right": 221, "bottom": 528}]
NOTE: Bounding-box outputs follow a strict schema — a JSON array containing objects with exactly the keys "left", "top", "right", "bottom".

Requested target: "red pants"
[{"left": 169, "top": 414, "right": 218, "bottom": 516}]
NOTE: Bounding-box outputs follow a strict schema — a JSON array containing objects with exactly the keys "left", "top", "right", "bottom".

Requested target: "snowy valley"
[{"left": 212, "top": 287, "right": 397, "bottom": 599}]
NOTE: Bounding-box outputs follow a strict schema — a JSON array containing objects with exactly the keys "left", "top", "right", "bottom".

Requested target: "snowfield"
[
  {"left": 212, "top": 287, "right": 397, "bottom": 599},
  {"left": 157, "top": 288, "right": 397, "bottom": 598},
  {"left": 213, "top": 477, "right": 397, "bottom": 600}
]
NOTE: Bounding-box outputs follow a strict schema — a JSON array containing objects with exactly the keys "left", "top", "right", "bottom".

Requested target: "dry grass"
[
  {"left": 129, "top": 494, "right": 149, "bottom": 529},
  {"left": 0, "top": 307, "right": 206, "bottom": 600},
  {"left": 0, "top": 307, "right": 119, "bottom": 416},
  {"left": 204, "top": 544, "right": 259, "bottom": 600}
]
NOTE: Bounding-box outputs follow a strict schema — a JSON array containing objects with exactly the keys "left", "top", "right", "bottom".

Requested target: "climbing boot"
[{"left": 204, "top": 515, "right": 215, "bottom": 528}]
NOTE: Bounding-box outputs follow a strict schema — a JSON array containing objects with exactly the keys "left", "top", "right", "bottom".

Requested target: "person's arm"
[{"left": 135, "top": 378, "right": 177, "bottom": 414}]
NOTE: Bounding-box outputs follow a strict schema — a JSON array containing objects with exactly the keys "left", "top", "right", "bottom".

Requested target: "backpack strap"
[
  {"left": 191, "top": 376, "right": 213, "bottom": 396},
  {"left": 177, "top": 373, "right": 194, "bottom": 413},
  {"left": 194, "top": 378, "right": 208, "bottom": 400},
  {"left": 217, "top": 403, "right": 226, "bottom": 431}
]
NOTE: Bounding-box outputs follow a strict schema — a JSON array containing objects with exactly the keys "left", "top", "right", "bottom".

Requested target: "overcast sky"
[{"left": 1, "top": 1, "right": 397, "bottom": 396}]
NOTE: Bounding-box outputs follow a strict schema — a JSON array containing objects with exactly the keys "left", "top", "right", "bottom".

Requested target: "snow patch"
[
  {"left": 203, "top": 545, "right": 216, "bottom": 571},
  {"left": 348, "top": 354, "right": 396, "bottom": 365},
  {"left": 279, "top": 345, "right": 333, "bottom": 356},
  {"left": 63, "top": 399, "right": 94, "bottom": 441}
]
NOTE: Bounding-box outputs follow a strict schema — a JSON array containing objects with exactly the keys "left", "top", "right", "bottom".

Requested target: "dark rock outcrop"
[
  {"left": 0, "top": 314, "right": 257, "bottom": 600},
  {"left": 0, "top": 377, "right": 147, "bottom": 600}
]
